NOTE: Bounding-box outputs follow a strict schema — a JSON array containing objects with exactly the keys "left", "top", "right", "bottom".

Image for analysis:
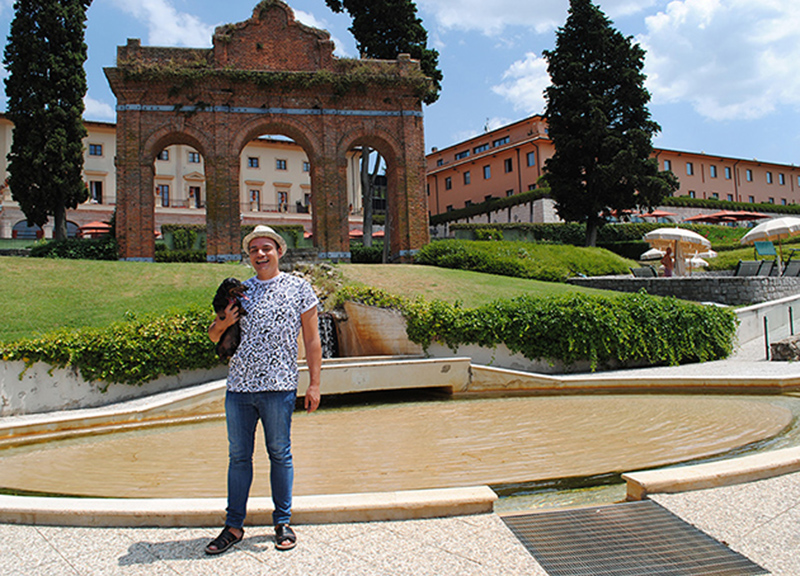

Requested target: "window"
[
  {"left": 303, "top": 162, "right": 310, "bottom": 172},
  {"left": 686, "top": 162, "right": 694, "bottom": 176},
  {"left": 249, "top": 190, "right": 261, "bottom": 210},
  {"left": 711, "top": 192, "right": 719, "bottom": 199},
  {"left": 483, "top": 165, "right": 491, "bottom": 179},
  {"left": 782, "top": 198, "right": 788, "bottom": 206},
  {"left": 278, "top": 190, "right": 288, "bottom": 209},
  {"left": 746, "top": 169, "right": 753, "bottom": 181},
  {"left": 485, "top": 195, "right": 494, "bottom": 202},
  {"left": 88, "top": 144, "right": 103, "bottom": 156},
  {"left": 455, "top": 150, "right": 470, "bottom": 160},
  {"left": 709, "top": 165, "right": 717, "bottom": 178},
  {"left": 157, "top": 184, "right": 169, "bottom": 207},
  {"left": 768, "top": 197, "right": 775, "bottom": 204},
  {"left": 88, "top": 181, "right": 103, "bottom": 204},
  {"left": 767, "top": 171, "right": 773, "bottom": 184},
  {"left": 188, "top": 151, "right": 200, "bottom": 163},
  {"left": 748, "top": 195, "right": 755, "bottom": 203},
  {"left": 725, "top": 167, "right": 732, "bottom": 179},
  {"left": 664, "top": 159, "right": 671, "bottom": 171},
  {"left": 504, "top": 158, "right": 513, "bottom": 173},
  {"left": 688, "top": 190, "right": 696, "bottom": 198},
  {"left": 444, "top": 177, "right": 452, "bottom": 190},
  {"left": 492, "top": 136, "right": 509, "bottom": 147},
  {"left": 189, "top": 186, "right": 201, "bottom": 208},
  {"left": 727, "top": 194, "right": 733, "bottom": 202},
  {"left": 779, "top": 173, "right": 785, "bottom": 185},
  {"left": 526, "top": 151, "right": 536, "bottom": 167},
  {"left": 465, "top": 200, "right": 473, "bottom": 207},
  {"left": 276, "top": 159, "right": 287, "bottom": 170},
  {"left": 463, "top": 171, "right": 471, "bottom": 185},
  {"left": 157, "top": 149, "right": 169, "bottom": 161},
  {"left": 505, "top": 189, "right": 514, "bottom": 197},
  {"left": 527, "top": 184, "right": 537, "bottom": 191},
  {"left": 473, "top": 143, "right": 489, "bottom": 154},
  {"left": 436, "top": 159, "right": 444, "bottom": 166},
  {"left": 247, "top": 157, "right": 259, "bottom": 168},
  {"left": 446, "top": 205, "right": 453, "bottom": 212}
]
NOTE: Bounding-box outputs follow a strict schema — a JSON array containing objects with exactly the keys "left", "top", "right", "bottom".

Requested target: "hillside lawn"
[{"left": 0, "top": 257, "right": 618, "bottom": 343}]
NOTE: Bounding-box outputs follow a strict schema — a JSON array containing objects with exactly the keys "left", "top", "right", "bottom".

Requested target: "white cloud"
[
  {"left": 84, "top": 96, "right": 115, "bottom": 121},
  {"left": 451, "top": 117, "right": 514, "bottom": 143},
  {"left": 110, "top": 0, "right": 214, "bottom": 47},
  {"left": 492, "top": 52, "right": 550, "bottom": 114},
  {"left": 640, "top": 0, "right": 800, "bottom": 120},
  {"left": 293, "top": 9, "right": 352, "bottom": 57},
  {"left": 418, "top": 0, "right": 656, "bottom": 36}
]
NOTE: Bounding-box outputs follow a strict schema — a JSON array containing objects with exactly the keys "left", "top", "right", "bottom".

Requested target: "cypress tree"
[
  {"left": 3, "top": 0, "right": 93, "bottom": 240},
  {"left": 543, "top": 0, "right": 678, "bottom": 246}
]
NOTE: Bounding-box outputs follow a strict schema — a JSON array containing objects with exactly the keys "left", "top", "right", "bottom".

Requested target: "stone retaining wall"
[{"left": 567, "top": 274, "right": 800, "bottom": 306}]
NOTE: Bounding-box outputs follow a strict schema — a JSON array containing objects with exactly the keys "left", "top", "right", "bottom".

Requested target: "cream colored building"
[{"left": 0, "top": 115, "right": 365, "bottom": 239}]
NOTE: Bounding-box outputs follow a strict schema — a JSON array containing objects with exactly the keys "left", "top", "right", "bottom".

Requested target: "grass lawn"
[
  {"left": 0, "top": 257, "right": 248, "bottom": 342},
  {"left": 337, "top": 263, "right": 618, "bottom": 307},
  {"left": 0, "top": 257, "right": 616, "bottom": 343}
]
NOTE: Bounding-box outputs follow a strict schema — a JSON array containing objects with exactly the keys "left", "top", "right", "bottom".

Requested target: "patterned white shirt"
[{"left": 226, "top": 272, "right": 319, "bottom": 393}]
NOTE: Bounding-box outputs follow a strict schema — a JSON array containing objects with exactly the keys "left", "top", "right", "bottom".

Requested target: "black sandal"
[
  {"left": 205, "top": 525, "right": 243, "bottom": 555},
  {"left": 275, "top": 524, "right": 297, "bottom": 550}
]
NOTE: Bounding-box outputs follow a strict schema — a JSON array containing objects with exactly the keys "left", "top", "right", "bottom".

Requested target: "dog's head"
[{"left": 213, "top": 277, "right": 248, "bottom": 312}]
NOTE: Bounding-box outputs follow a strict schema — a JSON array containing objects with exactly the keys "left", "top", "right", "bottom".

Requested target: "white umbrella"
[
  {"left": 640, "top": 247, "right": 665, "bottom": 261},
  {"left": 643, "top": 228, "right": 712, "bottom": 276},
  {"left": 740, "top": 216, "right": 800, "bottom": 271}
]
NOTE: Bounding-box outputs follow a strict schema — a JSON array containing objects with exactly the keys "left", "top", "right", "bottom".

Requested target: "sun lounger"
[
  {"left": 630, "top": 266, "right": 657, "bottom": 278},
  {"left": 782, "top": 259, "right": 800, "bottom": 277},
  {"left": 756, "top": 260, "right": 775, "bottom": 276},
  {"left": 733, "top": 260, "right": 760, "bottom": 276}
]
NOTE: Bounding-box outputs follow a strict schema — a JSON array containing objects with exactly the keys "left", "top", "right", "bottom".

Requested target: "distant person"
[
  {"left": 205, "top": 225, "right": 322, "bottom": 555},
  {"left": 661, "top": 247, "right": 674, "bottom": 277}
]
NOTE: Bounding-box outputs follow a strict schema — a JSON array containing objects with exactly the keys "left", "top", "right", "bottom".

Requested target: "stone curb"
[
  {"left": 0, "top": 486, "right": 497, "bottom": 527},
  {"left": 622, "top": 446, "right": 800, "bottom": 500}
]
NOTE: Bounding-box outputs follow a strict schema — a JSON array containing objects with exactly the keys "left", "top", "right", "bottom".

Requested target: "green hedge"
[
  {"left": 2, "top": 308, "right": 220, "bottom": 387},
  {"left": 29, "top": 236, "right": 119, "bottom": 260},
  {"left": 335, "top": 286, "right": 739, "bottom": 370},
  {"left": 415, "top": 239, "right": 634, "bottom": 282}
]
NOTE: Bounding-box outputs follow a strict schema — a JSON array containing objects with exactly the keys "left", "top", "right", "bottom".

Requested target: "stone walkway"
[{"left": 1, "top": 336, "right": 799, "bottom": 575}]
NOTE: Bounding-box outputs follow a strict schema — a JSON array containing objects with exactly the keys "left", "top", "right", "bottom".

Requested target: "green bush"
[
  {"left": 2, "top": 307, "right": 220, "bottom": 386},
  {"left": 29, "top": 236, "right": 119, "bottom": 260},
  {"left": 350, "top": 243, "right": 384, "bottom": 263},
  {"left": 154, "top": 247, "right": 206, "bottom": 263},
  {"left": 473, "top": 228, "right": 504, "bottom": 241},
  {"left": 415, "top": 239, "right": 634, "bottom": 281},
  {"left": 336, "top": 286, "right": 739, "bottom": 370}
]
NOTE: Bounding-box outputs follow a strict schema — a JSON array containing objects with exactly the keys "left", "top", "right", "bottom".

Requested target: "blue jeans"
[{"left": 224, "top": 390, "right": 297, "bottom": 528}]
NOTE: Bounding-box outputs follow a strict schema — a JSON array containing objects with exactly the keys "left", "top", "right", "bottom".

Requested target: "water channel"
[{"left": 1, "top": 391, "right": 797, "bottom": 511}]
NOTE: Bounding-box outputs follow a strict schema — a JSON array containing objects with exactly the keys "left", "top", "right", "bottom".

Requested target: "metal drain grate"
[{"left": 502, "top": 500, "right": 768, "bottom": 576}]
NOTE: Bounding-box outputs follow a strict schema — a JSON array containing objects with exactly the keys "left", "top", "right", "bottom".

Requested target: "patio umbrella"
[
  {"left": 740, "top": 216, "right": 800, "bottom": 269},
  {"left": 640, "top": 247, "right": 665, "bottom": 261},
  {"left": 643, "top": 228, "right": 711, "bottom": 276}
]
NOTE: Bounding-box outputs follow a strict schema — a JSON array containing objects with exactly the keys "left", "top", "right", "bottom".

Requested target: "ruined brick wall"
[{"left": 105, "top": 0, "right": 430, "bottom": 263}]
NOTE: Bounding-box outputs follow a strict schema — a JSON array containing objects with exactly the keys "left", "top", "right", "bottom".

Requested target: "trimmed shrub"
[
  {"left": 415, "top": 239, "right": 634, "bottom": 281},
  {"left": 350, "top": 243, "right": 384, "bottom": 263},
  {"left": 2, "top": 307, "right": 220, "bottom": 386},
  {"left": 29, "top": 236, "right": 119, "bottom": 261},
  {"left": 336, "top": 286, "right": 739, "bottom": 370}
]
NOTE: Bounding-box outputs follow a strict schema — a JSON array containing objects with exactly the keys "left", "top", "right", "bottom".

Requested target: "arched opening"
[
  {"left": 345, "top": 134, "right": 399, "bottom": 262},
  {"left": 153, "top": 144, "right": 207, "bottom": 212},
  {"left": 236, "top": 121, "right": 320, "bottom": 250},
  {"left": 11, "top": 220, "right": 43, "bottom": 239}
]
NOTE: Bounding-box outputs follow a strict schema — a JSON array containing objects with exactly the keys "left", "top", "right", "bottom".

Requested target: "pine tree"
[
  {"left": 3, "top": 0, "right": 93, "bottom": 241},
  {"left": 543, "top": 0, "right": 678, "bottom": 246}
]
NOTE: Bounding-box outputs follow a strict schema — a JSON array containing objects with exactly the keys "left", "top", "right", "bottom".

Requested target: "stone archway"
[{"left": 105, "top": 0, "right": 430, "bottom": 262}]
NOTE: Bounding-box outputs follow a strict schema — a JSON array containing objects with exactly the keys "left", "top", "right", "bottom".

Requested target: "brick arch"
[
  {"left": 143, "top": 126, "right": 211, "bottom": 161},
  {"left": 105, "top": 0, "right": 429, "bottom": 262}
]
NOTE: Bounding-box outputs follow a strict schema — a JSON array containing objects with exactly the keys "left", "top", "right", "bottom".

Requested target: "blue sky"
[{"left": 1, "top": 0, "right": 798, "bottom": 166}]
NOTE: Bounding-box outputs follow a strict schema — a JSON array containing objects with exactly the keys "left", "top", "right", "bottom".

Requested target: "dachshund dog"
[{"left": 212, "top": 277, "right": 248, "bottom": 361}]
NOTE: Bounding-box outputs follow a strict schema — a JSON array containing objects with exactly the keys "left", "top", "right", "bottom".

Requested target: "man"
[{"left": 205, "top": 225, "right": 322, "bottom": 555}]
